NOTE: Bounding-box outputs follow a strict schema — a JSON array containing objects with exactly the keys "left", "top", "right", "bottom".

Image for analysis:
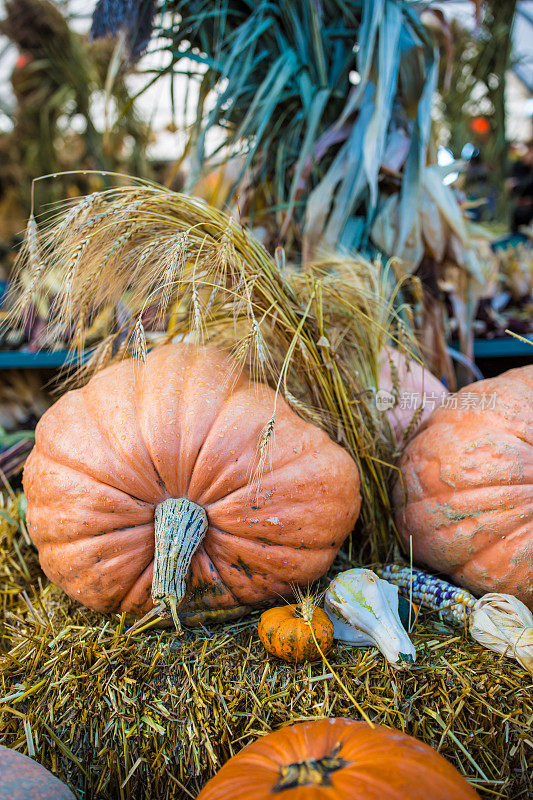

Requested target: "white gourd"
[{"left": 324, "top": 568, "right": 416, "bottom": 669}]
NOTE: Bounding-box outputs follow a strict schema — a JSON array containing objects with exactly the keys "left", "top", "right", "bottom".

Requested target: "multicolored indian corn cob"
[{"left": 376, "top": 564, "right": 476, "bottom": 624}]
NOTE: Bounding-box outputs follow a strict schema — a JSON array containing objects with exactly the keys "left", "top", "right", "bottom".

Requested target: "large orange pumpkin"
[
  {"left": 394, "top": 365, "right": 533, "bottom": 608},
  {"left": 23, "top": 344, "right": 360, "bottom": 621},
  {"left": 196, "top": 718, "right": 480, "bottom": 799}
]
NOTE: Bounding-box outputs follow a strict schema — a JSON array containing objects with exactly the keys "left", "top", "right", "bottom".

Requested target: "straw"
[{"left": 1, "top": 505, "right": 532, "bottom": 800}]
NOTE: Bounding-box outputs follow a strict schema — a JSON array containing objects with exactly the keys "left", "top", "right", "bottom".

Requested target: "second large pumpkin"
[
  {"left": 394, "top": 365, "right": 533, "bottom": 608},
  {"left": 23, "top": 344, "right": 360, "bottom": 620}
]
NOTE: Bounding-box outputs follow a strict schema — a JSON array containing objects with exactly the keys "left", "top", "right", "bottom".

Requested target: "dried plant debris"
[
  {"left": 5, "top": 185, "right": 428, "bottom": 557},
  {"left": 0, "top": 509, "right": 532, "bottom": 800}
]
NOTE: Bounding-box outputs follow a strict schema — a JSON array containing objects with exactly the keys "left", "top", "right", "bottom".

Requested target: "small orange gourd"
[
  {"left": 258, "top": 597, "right": 334, "bottom": 663},
  {"left": 196, "top": 718, "right": 481, "bottom": 800}
]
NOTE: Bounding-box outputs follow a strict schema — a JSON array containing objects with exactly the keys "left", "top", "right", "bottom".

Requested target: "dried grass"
[
  {"left": 1, "top": 503, "right": 532, "bottom": 800},
  {"left": 5, "top": 182, "right": 430, "bottom": 556}
]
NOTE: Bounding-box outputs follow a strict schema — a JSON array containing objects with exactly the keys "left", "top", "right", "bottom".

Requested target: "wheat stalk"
[
  {"left": 3, "top": 180, "right": 428, "bottom": 558},
  {"left": 133, "top": 316, "right": 148, "bottom": 364}
]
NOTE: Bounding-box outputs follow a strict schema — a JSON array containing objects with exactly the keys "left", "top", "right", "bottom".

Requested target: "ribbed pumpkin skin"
[
  {"left": 23, "top": 344, "right": 360, "bottom": 617},
  {"left": 258, "top": 604, "right": 334, "bottom": 662},
  {"left": 196, "top": 719, "right": 480, "bottom": 800},
  {"left": 0, "top": 746, "right": 75, "bottom": 800},
  {"left": 394, "top": 366, "right": 533, "bottom": 608}
]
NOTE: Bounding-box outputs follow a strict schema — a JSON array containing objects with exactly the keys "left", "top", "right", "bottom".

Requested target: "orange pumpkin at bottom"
[
  {"left": 258, "top": 602, "right": 334, "bottom": 662},
  {"left": 196, "top": 718, "right": 480, "bottom": 800}
]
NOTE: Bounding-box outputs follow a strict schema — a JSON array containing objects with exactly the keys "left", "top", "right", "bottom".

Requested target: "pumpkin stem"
[
  {"left": 274, "top": 752, "right": 348, "bottom": 790},
  {"left": 151, "top": 498, "right": 208, "bottom": 627}
]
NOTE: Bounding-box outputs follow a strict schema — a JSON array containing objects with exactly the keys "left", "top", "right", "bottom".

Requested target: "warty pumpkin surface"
[
  {"left": 394, "top": 365, "right": 533, "bottom": 608},
  {"left": 23, "top": 344, "right": 361, "bottom": 619},
  {"left": 196, "top": 718, "right": 480, "bottom": 799}
]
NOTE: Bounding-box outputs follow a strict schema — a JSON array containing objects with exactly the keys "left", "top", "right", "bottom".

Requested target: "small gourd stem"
[{"left": 151, "top": 498, "right": 208, "bottom": 629}]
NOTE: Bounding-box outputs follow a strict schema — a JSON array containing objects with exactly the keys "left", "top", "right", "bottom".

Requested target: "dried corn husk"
[
  {"left": 420, "top": 188, "right": 447, "bottom": 262},
  {"left": 470, "top": 594, "right": 533, "bottom": 676},
  {"left": 371, "top": 193, "right": 424, "bottom": 274}
]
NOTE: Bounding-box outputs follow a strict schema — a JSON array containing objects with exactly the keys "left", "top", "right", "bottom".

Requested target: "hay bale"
[{"left": 1, "top": 507, "right": 532, "bottom": 800}]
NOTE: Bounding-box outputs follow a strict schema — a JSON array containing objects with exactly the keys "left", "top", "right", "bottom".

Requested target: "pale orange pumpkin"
[
  {"left": 196, "top": 718, "right": 480, "bottom": 799},
  {"left": 378, "top": 346, "right": 447, "bottom": 439},
  {"left": 394, "top": 365, "right": 533, "bottom": 608},
  {"left": 23, "top": 344, "right": 361, "bottom": 621}
]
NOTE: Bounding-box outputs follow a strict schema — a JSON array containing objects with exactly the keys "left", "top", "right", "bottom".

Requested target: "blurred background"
[{"left": 0, "top": 0, "right": 532, "bottom": 477}]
